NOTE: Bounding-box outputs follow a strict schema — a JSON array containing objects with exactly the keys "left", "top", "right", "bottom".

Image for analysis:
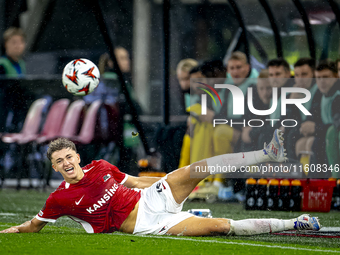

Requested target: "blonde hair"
[
  {"left": 228, "top": 51, "right": 248, "bottom": 64},
  {"left": 3, "top": 27, "right": 26, "bottom": 44},
  {"left": 258, "top": 69, "right": 269, "bottom": 78},
  {"left": 176, "top": 58, "right": 198, "bottom": 73}
]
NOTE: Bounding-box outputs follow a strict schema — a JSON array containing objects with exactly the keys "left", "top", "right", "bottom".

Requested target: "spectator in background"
[
  {"left": 97, "top": 47, "right": 131, "bottom": 79},
  {"left": 286, "top": 58, "right": 321, "bottom": 161},
  {"left": 188, "top": 63, "right": 226, "bottom": 164},
  {"left": 178, "top": 65, "right": 207, "bottom": 169},
  {"left": 189, "top": 65, "right": 205, "bottom": 79},
  {"left": 98, "top": 52, "right": 114, "bottom": 75},
  {"left": 0, "top": 27, "right": 27, "bottom": 134},
  {"left": 200, "top": 59, "right": 226, "bottom": 79},
  {"left": 177, "top": 61, "right": 199, "bottom": 169},
  {"left": 296, "top": 60, "right": 339, "bottom": 171},
  {"left": 98, "top": 47, "right": 131, "bottom": 78},
  {"left": 184, "top": 61, "right": 228, "bottom": 199},
  {"left": 200, "top": 52, "right": 258, "bottom": 200},
  {"left": 267, "top": 58, "right": 294, "bottom": 123},
  {"left": 176, "top": 58, "right": 199, "bottom": 109},
  {"left": 114, "top": 46, "right": 131, "bottom": 74},
  {"left": 258, "top": 59, "right": 294, "bottom": 148},
  {"left": 241, "top": 69, "right": 272, "bottom": 152},
  {"left": 92, "top": 49, "right": 142, "bottom": 175},
  {"left": 212, "top": 51, "right": 258, "bottom": 155},
  {"left": 0, "top": 27, "right": 26, "bottom": 77},
  {"left": 0, "top": 27, "right": 26, "bottom": 186},
  {"left": 95, "top": 49, "right": 141, "bottom": 113}
]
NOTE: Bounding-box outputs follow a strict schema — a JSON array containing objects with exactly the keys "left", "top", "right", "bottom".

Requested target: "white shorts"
[{"left": 133, "top": 176, "right": 193, "bottom": 235}]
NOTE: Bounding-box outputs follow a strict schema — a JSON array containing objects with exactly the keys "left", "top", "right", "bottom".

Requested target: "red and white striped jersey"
[{"left": 35, "top": 159, "right": 141, "bottom": 233}]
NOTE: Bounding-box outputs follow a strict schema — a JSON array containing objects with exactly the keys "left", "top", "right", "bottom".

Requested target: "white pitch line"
[
  {"left": 0, "top": 213, "right": 18, "bottom": 216},
  {"left": 114, "top": 233, "right": 340, "bottom": 253},
  {"left": 320, "top": 227, "right": 340, "bottom": 232}
]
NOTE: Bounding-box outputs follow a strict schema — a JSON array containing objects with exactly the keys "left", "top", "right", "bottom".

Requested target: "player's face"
[
  {"left": 227, "top": 59, "right": 250, "bottom": 85},
  {"left": 51, "top": 148, "right": 83, "bottom": 183},
  {"left": 268, "top": 66, "right": 291, "bottom": 88},
  {"left": 315, "top": 69, "right": 338, "bottom": 94},
  {"left": 294, "top": 64, "right": 314, "bottom": 89}
]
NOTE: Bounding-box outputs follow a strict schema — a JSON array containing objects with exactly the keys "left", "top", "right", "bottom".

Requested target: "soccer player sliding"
[{"left": 0, "top": 130, "right": 321, "bottom": 236}]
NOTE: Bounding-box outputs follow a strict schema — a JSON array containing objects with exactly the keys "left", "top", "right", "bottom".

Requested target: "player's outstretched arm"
[
  {"left": 0, "top": 218, "right": 47, "bottom": 233},
  {"left": 124, "top": 175, "right": 161, "bottom": 189}
]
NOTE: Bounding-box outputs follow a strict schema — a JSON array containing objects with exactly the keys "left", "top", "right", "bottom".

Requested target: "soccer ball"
[{"left": 62, "top": 58, "right": 100, "bottom": 96}]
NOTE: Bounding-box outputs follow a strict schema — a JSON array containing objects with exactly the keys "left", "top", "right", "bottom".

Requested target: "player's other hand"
[{"left": 0, "top": 226, "right": 20, "bottom": 233}]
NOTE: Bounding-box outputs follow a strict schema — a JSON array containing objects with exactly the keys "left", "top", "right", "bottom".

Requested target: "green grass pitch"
[{"left": 0, "top": 190, "right": 339, "bottom": 255}]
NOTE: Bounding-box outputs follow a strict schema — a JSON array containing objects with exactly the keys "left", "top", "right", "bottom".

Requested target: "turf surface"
[{"left": 0, "top": 189, "right": 339, "bottom": 254}]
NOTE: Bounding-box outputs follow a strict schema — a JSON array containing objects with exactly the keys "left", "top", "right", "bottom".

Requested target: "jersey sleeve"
[
  {"left": 35, "top": 194, "right": 65, "bottom": 223},
  {"left": 101, "top": 160, "right": 127, "bottom": 184}
]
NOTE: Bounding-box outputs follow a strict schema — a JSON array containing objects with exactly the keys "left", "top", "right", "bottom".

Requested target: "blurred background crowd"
[{"left": 0, "top": 0, "right": 339, "bottom": 196}]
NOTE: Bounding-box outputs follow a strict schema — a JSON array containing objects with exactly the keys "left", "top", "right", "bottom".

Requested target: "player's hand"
[
  {"left": 242, "top": 126, "right": 252, "bottom": 143},
  {"left": 300, "top": 121, "right": 315, "bottom": 136},
  {"left": 0, "top": 226, "right": 20, "bottom": 233},
  {"left": 198, "top": 109, "right": 215, "bottom": 123}
]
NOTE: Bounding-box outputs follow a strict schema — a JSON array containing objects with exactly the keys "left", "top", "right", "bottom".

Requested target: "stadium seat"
[
  {"left": 2, "top": 99, "right": 70, "bottom": 189},
  {"left": 1, "top": 98, "right": 49, "bottom": 144},
  {"left": 17, "top": 99, "right": 70, "bottom": 144},
  {"left": 36, "top": 99, "right": 85, "bottom": 144},
  {"left": 1, "top": 98, "right": 49, "bottom": 189},
  {"left": 59, "top": 100, "right": 86, "bottom": 138},
  {"left": 70, "top": 99, "right": 103, "bottom": 145}
]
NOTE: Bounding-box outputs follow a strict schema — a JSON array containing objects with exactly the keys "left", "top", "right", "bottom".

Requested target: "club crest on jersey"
[{"left": 103, "top": 174, "right": 111, "bottom": 182}]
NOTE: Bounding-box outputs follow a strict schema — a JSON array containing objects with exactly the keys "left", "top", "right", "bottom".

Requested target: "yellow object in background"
[
  {"left": 300, "top": 154, "right": 310, "bottom": 176},
  {"left": 138, "top": 159, "right": 149, "bottom": 168},
  {"left": 178, "top": 134, "right": 191, "bottom": 168},
  {"left": 213, "top": 124, "right": 234, "bottom": 155}
]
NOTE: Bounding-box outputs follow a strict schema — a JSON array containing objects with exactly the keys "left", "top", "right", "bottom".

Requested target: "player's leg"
[
  {"left": 166, "top": 217, "right": 231, "bottom": 236},
  {"left": 166, "top": 214, "right": 321, "bottom": 236},
  {"left": 167, "top": 129, "right": 287, "bottom": 205}
]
